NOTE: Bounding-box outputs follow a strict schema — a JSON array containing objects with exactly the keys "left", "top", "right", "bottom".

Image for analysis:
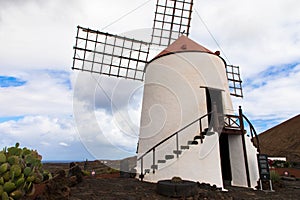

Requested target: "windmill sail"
[
  {"left": 72, "top": 26, "right": 150, "bottom": 81},
  {"left": 72, "top": 1, "right": 194, "bottom": 79},
  {"left": 226, "top": 65, "right": 243, "bottom": 97},
  {"left": 151, "top": 0, "right": 194, "bottom": 47}
]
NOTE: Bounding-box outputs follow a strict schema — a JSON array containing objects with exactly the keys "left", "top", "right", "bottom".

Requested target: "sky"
[{"left": 0, "top": 0, "right": 299, "bottom": 161}]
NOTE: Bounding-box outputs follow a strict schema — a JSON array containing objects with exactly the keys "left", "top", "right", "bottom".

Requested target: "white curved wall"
[
  {"left": 136, "top": 132, "right": 224, "bottom": 189},
  {"left": 229, "top": 135, "right": 259, "bottom": 188},
  {"left": 138, "top": 52, "right": 233, "bottom": 153},
  {"left": 246, "top": 136, "right": 260, "bottom": 188},
  {"left": 137, "top": 52, "right": 233, "bottom": 185}
]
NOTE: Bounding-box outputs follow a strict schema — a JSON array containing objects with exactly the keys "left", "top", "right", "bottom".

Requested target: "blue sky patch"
[
  {"left": 44, "top": 69, "right": 72, "bottom": 90},
  {"left": 244, "top": 62, "right": 299, "bottom": 89},
  {"left": 0, "top": 76, "right": 26, "bottom": 88},
  {"left": 260, "top": 63, "right": 299, "bottom": 78},
  {"left": 250, "top": 118, "right": 285, "bottom": 134},
  {"left": 0, "top": 116, "right": 24, "bottom": 123}
]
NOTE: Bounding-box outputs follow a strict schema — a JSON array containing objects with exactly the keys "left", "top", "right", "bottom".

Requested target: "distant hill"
[{"left": 257, "top": 114, "right": 300, "bottom": 162}]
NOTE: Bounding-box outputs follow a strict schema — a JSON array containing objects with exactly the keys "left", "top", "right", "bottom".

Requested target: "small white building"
[
  {"left": 136, "top": 36, "right": 260, "bottom": 189},
  {"left": 268, "top": 157, "right": 286, "bottom": 162}
]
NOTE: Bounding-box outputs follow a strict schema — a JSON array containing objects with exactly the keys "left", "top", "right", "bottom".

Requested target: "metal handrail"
[
  {"left": 137, "top": 111, "right": 213, "bottom": 180},
  {"left": 242, "top": 114, "right": 260, "bottom": 153},
  {"left": 137, "top": 109, "right": 260, "bottom": 181},
  {"left": 223, "top": 113, "right": 260, "bottom": 153},
  {"left": 137, "top": 111, "right": 213, "bottom": 161}
]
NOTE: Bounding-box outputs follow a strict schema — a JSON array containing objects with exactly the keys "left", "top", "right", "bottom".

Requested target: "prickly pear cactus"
[{"left": 0, "top": 143, "right": 51, "bottom": 199}]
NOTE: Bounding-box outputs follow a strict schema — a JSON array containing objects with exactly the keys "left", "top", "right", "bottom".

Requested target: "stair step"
[
  {"left": 173, "top": 150, "right": 182, "bottom": 155},
  {"left": 144, "top": 169, "right": 150, "bottom": 174},
  {"left": 181, "top": 145, "right": 189, "bottom": 150},
  {"left": 188, "top": 140, "right": 198, "bottom": 145},
  {"left": 165, "top": 155, "right": 175, "bottom": 160},
  {"left": 206, "top": 132, "right": 215, "bottom": 136},
  {"left": 194, "top": 135, "right": 205, "bottom": 140},
  {"left": 158, "top": 160, "right": 166, "bottom": 164},
  {"left": 202, "top": 127, "right": 211, "bottom": 135},
  {"left": 151, "top": 165, "right": 158, "bottom": 170}
]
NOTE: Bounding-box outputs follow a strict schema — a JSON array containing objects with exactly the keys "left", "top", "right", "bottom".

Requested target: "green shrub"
[
  {"left": 272, "top": 160, "right": 292, "bottom": 168},
  {"left": 107, "top": 168, "right": 119, "bottom": 174},
  {"left": 270, "top": 170, "right": 280, "bottom": 183},
  {"left": 82, "top": 170, "right": 90, "bottom": 176}
]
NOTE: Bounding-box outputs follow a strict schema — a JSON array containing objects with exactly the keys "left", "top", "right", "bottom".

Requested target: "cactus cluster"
[{"left": 0, "top": 143, "right": 50, "bottom": 200}]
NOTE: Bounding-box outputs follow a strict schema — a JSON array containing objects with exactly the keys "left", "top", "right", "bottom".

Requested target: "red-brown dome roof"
[{"left": 155, "top": 35, "right": 214, "bottom": 58}]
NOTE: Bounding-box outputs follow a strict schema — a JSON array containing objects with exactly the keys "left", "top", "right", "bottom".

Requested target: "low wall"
[{"left": 271, "top": 168, "right": 300, "bottom": 178}]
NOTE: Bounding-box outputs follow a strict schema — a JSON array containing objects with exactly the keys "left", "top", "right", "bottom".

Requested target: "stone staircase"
[
  {"left": 139, "top": 127, "right": 214, "bottom": 179},
  {"left": 137, "top": 107, "right": 260, "bottom": 181}
]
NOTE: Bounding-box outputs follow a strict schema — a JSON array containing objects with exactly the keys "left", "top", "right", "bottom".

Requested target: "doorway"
[
  {"left": 205, "top": 88, "right": 224, "bottom": 128},
  {"left": 219, "top": 134, "right": 232, "bottom": 184},
  {"left": 205, "top": 87, "right": 231, "bottom": 184}
]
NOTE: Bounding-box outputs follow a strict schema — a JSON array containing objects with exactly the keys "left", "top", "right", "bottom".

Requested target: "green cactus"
[
  {"left": 23, "top": 167, "right": 31, "bottom": 177},
  {"left": 10, "top": 165, "right": 22, "bottom": 178},
  {"left": 7, "top": 146, "right": 21, "bottom": 157},
  {"left": 0, "top": 185, "right": 3, "bottom": 195},
  {"left": 0, "top": 152, "right": 6, "bottom": 163},
  {"left": 3, "top": 181, "right": 16, "bottom": 193},
  {"left": 26, "top": 175, "right": 35, "bottom": 183},
  {"left": 7, "top": 156, "right": 20, "bottom": 166},
  {"left": 3, "top": 172, "right": 10, "bottom": 182},
  {"left": 0, "top": 143, "right": 51, "bottom": 199},
  {"left": 15, "top": 177, "right": 25, "bottom": 188},
  {"left": 21, "top": 148, "right": 31, "bottom": 157},
  {"left": 33, "top": 171, "right": 43, "bottom": 184},
  {"left": 2, "top": 191, "right": 9, "bottom": 200},
  {"left": 0, "top": 163, "right": 9, "bottom": 174},
  {"left": 10, "top": 189, "right": 23, "bottom": 200}
]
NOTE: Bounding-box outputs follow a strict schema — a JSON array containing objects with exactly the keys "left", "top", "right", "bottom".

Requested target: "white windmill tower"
[{"left": 72, "top": 0, "right": 261, "bottom": 189}]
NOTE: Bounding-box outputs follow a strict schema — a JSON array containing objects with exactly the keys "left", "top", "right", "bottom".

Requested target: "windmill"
[{"left": 72, "top": 0, "right": 261, "bottom": 189}]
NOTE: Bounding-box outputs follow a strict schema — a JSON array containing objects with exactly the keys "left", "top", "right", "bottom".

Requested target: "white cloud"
[
  {"left": 59, "top": 142, "right": 70, "bottom": 147},
  {"left": 233, "top": 63, "right": 300, "bottom": 131},
  {"left": 0, "top": 114, "right": 83, "bottom": 160},
  {"left": 0, "top": 115, "right": 76, "bottom": 143},
  {"left": 0, "top": 70, "right": 72, "bottom": 117},
  {"left": 0, "top": 0, "right": 154, "bottom": 70},
  {"left": 95, "top": 108, "right": 140, "bottom": 151},
  {"left": 192, "top": 0, "right": 300, "bottom": 77},
  {"left": 72, "top": 80, "right": 142, "bottom": 159}
]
